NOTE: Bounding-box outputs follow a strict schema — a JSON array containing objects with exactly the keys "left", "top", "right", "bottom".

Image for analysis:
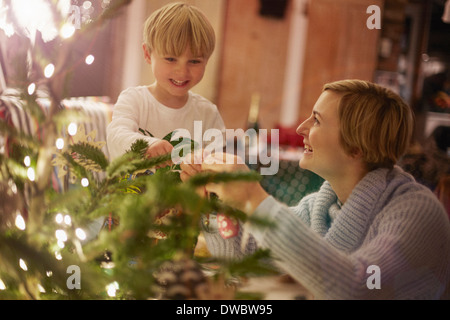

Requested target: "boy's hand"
[{"left": 145, "top": 140, "right": 174, "bottom": 168}]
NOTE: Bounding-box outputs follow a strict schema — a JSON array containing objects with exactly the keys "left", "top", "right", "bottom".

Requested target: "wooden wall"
[
  {"left": 217, "top": 0, "right": 383, "bottom": 129},
  {"left": 298, "top": 0, "right": 383, "bottom": 121},
  {"left": 217, "top": 0, "right": 291, "bottom": 130}
]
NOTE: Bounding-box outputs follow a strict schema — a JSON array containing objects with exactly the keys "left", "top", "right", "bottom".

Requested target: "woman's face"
[{"left": 296, "top": 90, "right": 355, "bottom": 181}]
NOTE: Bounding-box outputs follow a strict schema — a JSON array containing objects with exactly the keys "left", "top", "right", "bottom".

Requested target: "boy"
[{"left": 107, "top": 2, "right": 225, "bottom": 163}]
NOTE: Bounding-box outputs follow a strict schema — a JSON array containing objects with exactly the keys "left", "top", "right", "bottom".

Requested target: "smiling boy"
[{"left": 107, "top": 2, "right": 225, "bottom": 162}]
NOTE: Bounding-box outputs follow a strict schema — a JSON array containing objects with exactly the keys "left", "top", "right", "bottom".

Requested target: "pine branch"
[
  {"left": 186, "top": 170, "right": 262, "bottom": 187},
  {"left": 106, "top": 152, "right": 138, "bottom": 179},
  {"left": 69, "top": 142, "right": 109, "bottom": 171},
  {"left": 0, "top": 231, "right": 109, "bottom": 299},
  {"left": 205, "top": 249, "right": 278, "bottom": 279},
  {"left": 138, "top": 128, "right": 154, "bottom": 137},
  {"left": 62, "top": 152, "right": 88, "bottom": 178},
  {"left": 127, "top": 138, "right": 148, "bottom": 158},
  {"left": 0, "top": 121, "right": 40, "bottom": 150}
]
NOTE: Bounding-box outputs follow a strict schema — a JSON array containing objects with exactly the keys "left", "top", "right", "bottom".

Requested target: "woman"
[{"left": 181, "top": 79, "right": 450, "bottom": 299}]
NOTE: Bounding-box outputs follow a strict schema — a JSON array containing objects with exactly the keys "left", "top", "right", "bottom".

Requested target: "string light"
[
  {"left": 68, "top": 122, "right": 77, "bottom": 136},
  {"left": 55, "top": 251, "right": 62, "bottom": 260},
  {"left": 27, "top": 167, "right": 35, "bottom": 181},
  {"left": 55, "top": 229, "right": 68, "bottom": 242},
  {"left": 56, "top": 138, "right": 65, "bottom": 150},
  {"left": 106, "top": 281, "right": 119, "bottom": 297},
  {"left": 83, "top": 1, "right": 93, "bottom": 10},
  {"left": 27, "top": 83, "right": 36, "bottom": 95},
  {"left": 19, "top": 259, "right": 28, "bottom": 271},
  {"left": 57, "top": 240, "right": 65, "bottom": 249},
  {"left": 85, "top": 54, "right": 95, "bottom": 65},
  {"left": 8, "top": 180, "right": 17, "bottom": 194},
  {"left": 24, "top": 156, "right": 31, "bottom": 167},
  {"left": 81, "top": 178, "right": 89, "bottom": 187},
  {"left": 44, "top": 63, "right": 55, "bottom": 78},
  {"left": 60, "top": 22, "right": 75, "bottom": 38},
  {"left": 37, "top": 283, "right": 46, "bottom": 293},
  {"left": 0, "top": 0, "right": 14, "bottom": 37},
  {"left": 55, "top": 213, "right": 64, "bottom": 224},
  {"left": 75, "top": 228, "right": 87, "bottom": 241},
  {"left": 15, "top": 213, "right": 26, "bottom": 230},
  {"left": 64, "top": 215, "right": 72, "bottom": 226},
  {"left": 0, "top": 279, "right": 6, "bottom": 290}
]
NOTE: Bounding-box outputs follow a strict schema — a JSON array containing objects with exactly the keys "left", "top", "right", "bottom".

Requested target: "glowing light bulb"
[
  {"left": 19, "top": 258, "right": 28, "bottom": 271},
  {"left": 57, "top": 240, "right": 65, "bottom": 248},
  {"left": 55, "top": 229, "right": 67, "bottom": 242},
  {"left": 64, "top": 215, "right": 71, "bottom": 226},
  {"left": 60, "top": 23, "right": 75, "bottom": 38},
  {"left": 55, "top": 213, "right": 64, "bottom": 224},
  {"left": 44, "top": 63, "right": 55, "bottom": 78},
  {"left": 27, "top": 167, "right": 35, "bottom": 181},
  {"left": 15, "top": 214, "right": 26, "bottom": 230},
  {"left": 83, "top": 1, "right": 93, "bottom": 10},
  {"left": 0, "top": 279, "right": 5, "bottom": 290},
  {"left": 106, "top": 282, "right": 119, "bottom": 297},
  {"left": 56, "top": 138, "right": 64, "bottom": 150},
  {"left": 68, "top": 122, "right": 77, "bottom": 136},
  {"left": 27, "top": 83, "right": 36, "bottom": 95},
  {"left": 85, "top": 54, "right": 94, "bottom": 65},
  {"left": 38, "top": 283, "right": 46, "bottom": 293},
  {"left": 81, "top": 178, "right": 89, "bottom": 187},
  {"left": 9, "top": 0, "right": 59, "bottom": 42},
  {"left": 75, "top": 228, "right": 87, "bottom": 240}
]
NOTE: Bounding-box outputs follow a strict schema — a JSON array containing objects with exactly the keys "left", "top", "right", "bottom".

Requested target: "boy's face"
[{"left": 143, "top": 44, "right": 207, "bottom": 107}]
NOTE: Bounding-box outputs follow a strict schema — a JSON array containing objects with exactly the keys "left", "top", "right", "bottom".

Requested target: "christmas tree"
[{"left": 0, "top": 0, "right": 276, "bottom": 300}]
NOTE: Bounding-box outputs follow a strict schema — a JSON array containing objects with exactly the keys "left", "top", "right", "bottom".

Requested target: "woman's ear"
[
  {"left": 142, "top": 44, "right": 151, "bottom": 64},
  {"left": 349, "top": 147, "right": 363, "bottom": 160}
]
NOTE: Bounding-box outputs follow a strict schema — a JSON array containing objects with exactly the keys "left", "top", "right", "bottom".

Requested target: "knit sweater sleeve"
[
  {"left": 200, "top": 194, "right": 315, "bottom": 260},
  {"left": 249, "top": 192, "right": 450, "bottom": 299}
]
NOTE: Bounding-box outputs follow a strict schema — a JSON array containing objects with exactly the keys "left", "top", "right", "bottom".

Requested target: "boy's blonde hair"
[
  {"left": 143, "top": 2, "right": 215, "bottom": 59},
  {"left": 323, "top": 79, "right": 414, "bottom": 170}
]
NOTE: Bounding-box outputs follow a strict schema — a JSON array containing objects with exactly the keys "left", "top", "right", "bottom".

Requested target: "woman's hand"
[
  {"left": 179, "top": 151, "right": 203, "bottom": 182},
  {"left": 200, "top": 153, "right": 269, "bottom": 214},
  {"left": 180, "top": 151, "right": 207, "bottom": 197}
]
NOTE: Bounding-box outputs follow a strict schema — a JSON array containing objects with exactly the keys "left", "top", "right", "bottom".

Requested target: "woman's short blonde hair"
[
  {"left": 323, "top": 79, "right": 414, "bottom": 170},
  {"left": 143, "top": 2, "right": 215, "bottom": 59}
]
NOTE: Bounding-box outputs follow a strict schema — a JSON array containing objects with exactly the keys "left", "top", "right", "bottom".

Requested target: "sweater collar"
[{"left": 318, "top": 167, "right": 399, "bottom": 252}]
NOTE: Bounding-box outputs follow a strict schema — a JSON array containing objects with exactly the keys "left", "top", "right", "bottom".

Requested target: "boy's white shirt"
[{"left": 106, "top": 86, "right": 226, "bottom": 160}]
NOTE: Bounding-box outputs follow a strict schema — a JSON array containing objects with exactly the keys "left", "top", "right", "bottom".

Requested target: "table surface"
[{"left": 238, "top": 274, "right": 313, "bottom": 300}]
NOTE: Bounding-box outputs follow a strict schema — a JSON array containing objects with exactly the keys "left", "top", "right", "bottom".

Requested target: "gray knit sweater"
[{"left": 202, "top": 166, "right": 450, "bottom": 299}]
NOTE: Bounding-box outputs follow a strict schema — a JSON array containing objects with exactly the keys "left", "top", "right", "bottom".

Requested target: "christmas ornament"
[{"left": 217, "top": 213, "right": 240, "bottom": 239}]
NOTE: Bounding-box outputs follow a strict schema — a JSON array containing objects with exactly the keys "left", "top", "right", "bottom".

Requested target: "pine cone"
[{"left": 154, "top": 258, "right": 207, "bottom": 300}]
